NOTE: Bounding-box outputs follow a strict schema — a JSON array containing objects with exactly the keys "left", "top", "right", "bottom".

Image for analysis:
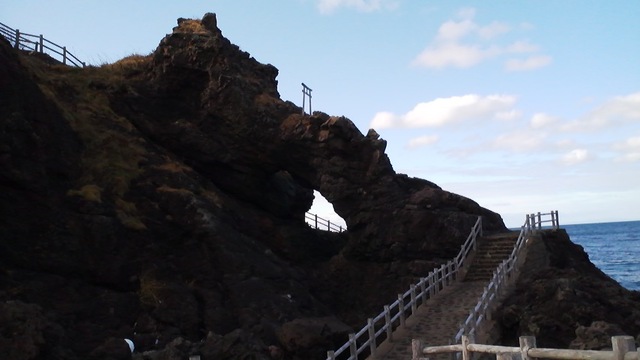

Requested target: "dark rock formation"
[
  {"left": 2, "top": 12, "right": 636, "bottom": 360},
  {"left": 494, "top": 230, "right": 640, "bottom": 349}
]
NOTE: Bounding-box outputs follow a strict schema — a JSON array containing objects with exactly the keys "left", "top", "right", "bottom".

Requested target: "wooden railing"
[
  {"left": 0, "top": 21, "right": 85, "bottom": 67},
  {"left": 451, "top": 210, "right": 559, "bottom": 347},
  {"left": 414, "top": 335, "right": 637, "bottom": 360},
  {"left": 305, "top": 212, "right": 345, "bottom": 232},
  {"left": 326, "top": 216, "right": 483, "bottom": 360},
  {"left": 526, "top": 210, "right": 559, "bottom": 231}
]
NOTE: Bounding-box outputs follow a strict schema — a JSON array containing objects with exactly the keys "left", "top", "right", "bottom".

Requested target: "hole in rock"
[{"left": 306, "top": 191, "right": 347, "bottom": 232}]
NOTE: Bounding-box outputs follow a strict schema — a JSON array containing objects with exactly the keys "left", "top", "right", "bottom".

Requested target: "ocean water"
[{"left": 564, "top": 220, "right": 640, "bottom": 291}]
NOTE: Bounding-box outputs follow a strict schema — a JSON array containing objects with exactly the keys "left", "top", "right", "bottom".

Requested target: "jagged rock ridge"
[{"left": 2, "top": 13, "right": 637, "bottom": 360}]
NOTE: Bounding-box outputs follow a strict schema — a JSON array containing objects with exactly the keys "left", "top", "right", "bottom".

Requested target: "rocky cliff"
[
  {"left": 494, "top": 230, "right": 640, "bottom": 349},
  {"left": 1, "top": 13, "right": 637, "bottom": 360}
]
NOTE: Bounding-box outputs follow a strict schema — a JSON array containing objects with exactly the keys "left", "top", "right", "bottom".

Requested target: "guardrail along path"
[
  {"left": 374, "top": 281, "right": 486, "bottom": 360},
  {"left": 373, "top": 233, "right": 519, "bottom": 360}
]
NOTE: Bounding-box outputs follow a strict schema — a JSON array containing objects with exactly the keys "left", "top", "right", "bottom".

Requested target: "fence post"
[
  {"left": 14, "top": 29, "right": 20, "bottom": 48},
  {"left": 462, "top": 335, "right": 470, "bottom": 360},
  {"left": 420, "top": 277, "right": 427, "bottom": 302},
  {"left": 327, "top": 220, "right": 331, "bottom": 231},
  {"left": 62, "top": 46, "right": 67, "bottom": 65},
  {"left": 429, "top": 273, "right": 436, "bottom": 296},
  {"left": 479, "top": 216, "right": 483, "bottom": 237},
  {"left": 472, "top": 228, "right": 478, "bottom": 251},
  {"left": 410, "top": 284, "right": 417, "bottom": 313},
  {"left": 612, "top": 336, "right": 636, "bottom": 360},
  {"left": 39, "top": 34, "right": 44, "bottom": 53},
  {"left": 315, "top": 214, "right": 318, "bottom": 229},
  {"left": 440, "top": 264, "right": 447, "bottom": 287},
  {"left": 327, "top": 350, "right": 335, "bottom": 360},
  {"left": 411, "top": 339, "right": 424, "bottom": 360},
  {"left": 384, "top": 305, "right": 393, "bottom": 342},
  {"left": 368, "top": 318, "right": 376, "bottom": 356},
  {"left": 349, "top": 333, "right": 357, "bottom": 359},
  {"left": 398, "top": 294, "right": 406, "bottom": 328},
  {"left": 555, "top": 210, "right": 560, "bottom": 228},
  {"left": 519, "top": 336, "right": 536, "bottom": 360}
]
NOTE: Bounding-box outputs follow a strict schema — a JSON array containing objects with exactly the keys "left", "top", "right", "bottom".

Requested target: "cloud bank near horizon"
[{"left": 369, "top": 92, "right": 640, "bottom": 166}]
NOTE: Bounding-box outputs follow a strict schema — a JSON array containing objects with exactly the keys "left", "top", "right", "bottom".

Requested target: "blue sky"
[{"left": 3, "top": 0, "right": 639, "bottom": 227}]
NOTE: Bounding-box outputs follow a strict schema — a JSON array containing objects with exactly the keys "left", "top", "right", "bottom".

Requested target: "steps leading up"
[{"left": 462, "top": 232, "right": 519, "bottom": 282}]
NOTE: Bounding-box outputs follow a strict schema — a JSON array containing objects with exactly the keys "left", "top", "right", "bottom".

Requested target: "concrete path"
[{"left": 371, "top": 280, "right": 487, "bottom": 360}]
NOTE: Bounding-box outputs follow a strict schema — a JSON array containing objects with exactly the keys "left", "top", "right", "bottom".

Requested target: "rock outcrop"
[
  {"left": 494, "top": 230, "right": 640, "bottom": 349},
  {"left": 2, "top": 12, "right": 637, "bottom": 360}
]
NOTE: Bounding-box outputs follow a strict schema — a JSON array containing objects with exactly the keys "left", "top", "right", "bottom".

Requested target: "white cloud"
[
  {"left": 412, "top": 8, "right": 551, "bottom": 71},
  {"left": 506, "top": 40, "right": 539, "bottom": 53},
  {"left": 495, "top": 110, "right": 521, "bottom": 121},
  {"left": 407, "top": 135, "right": 439, "bottom": 149},
  {"left": 613, "top": 135, "right": 640, "bottom": 162},
  {"left": 370, "top": 111, "right": 398, "bottom": 129},
  {"left": 505, "top": 55, "right": 552, "bottom": 71},
  {"left": 370, "top": 94, "right": 517, "bottom": 129},
  {"left": 492, "top": 130, "right": 546, "bottom": 152},
  {"left": 530, "top": 113, "right": 557, "bottom": 129},
  {"left": 317, "top": 0, "right": 397, "bottom": 13},
  {"left": 413, "top": 43, "right": 500, "bottom": 68},
  {"left": 561, "top": 148, "right": 590, "bottom": 165},
  {"left": 562, "top": 92, "right": 640, "bottom": 131},
  {"left": 555, "top": 139, "right": 576, "bottom": 149},
  {"left": 478, "top": 21, "right": 511, "bottom": 39}
]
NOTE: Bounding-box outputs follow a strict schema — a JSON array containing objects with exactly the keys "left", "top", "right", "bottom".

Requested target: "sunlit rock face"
[{"left": 0, "top": 13, "right": 522, "bottom": 360}]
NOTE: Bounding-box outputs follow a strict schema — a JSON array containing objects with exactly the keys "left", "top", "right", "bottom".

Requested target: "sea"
[{"left": 563, "top": 220, "right": 640, "bottom": 291}]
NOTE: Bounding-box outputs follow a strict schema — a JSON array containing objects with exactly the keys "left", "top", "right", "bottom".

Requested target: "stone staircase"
[
  {"left": 462, "top": 232, "right": 520, "bottom": 282},
  {"left": 371, "top": 232, "right": 520, "bottom": 360}
]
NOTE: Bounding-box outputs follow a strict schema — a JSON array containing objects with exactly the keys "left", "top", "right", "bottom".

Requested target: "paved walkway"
[{"left": 371, "top": 280, "right": 488, "bottom": 360}]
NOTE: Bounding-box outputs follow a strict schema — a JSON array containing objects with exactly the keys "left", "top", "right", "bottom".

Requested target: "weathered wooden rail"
[
  {"left": 413, "top": 335, "right": 638, "bottom": 360},
  {"left": 451, "top": 211, "right": 559, "bottom": 345},
  {"left": 305, "top": 212, "right": 346, "bottom": 232},
  {"left": 326, "top": 217, "right": 484, "bottom": 360},
  {"left": 0, "top": 21, "right": 85, "bottom": 67}
]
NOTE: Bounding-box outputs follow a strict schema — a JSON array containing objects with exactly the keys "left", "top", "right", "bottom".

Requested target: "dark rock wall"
[{"left": 495, "top": 230, "right": 640, "bottom": 349}]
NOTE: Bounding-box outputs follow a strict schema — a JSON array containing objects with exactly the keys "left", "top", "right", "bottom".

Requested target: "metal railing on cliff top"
[
  {"left": 327, "top": 210, "right": 560, "bottom": 360},
  {"left": 0, "top": 21, "right": 85, "bottom": 67}
]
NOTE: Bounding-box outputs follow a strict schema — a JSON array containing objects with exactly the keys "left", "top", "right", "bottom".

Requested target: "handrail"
[
  {"left": 305, "top": 212, "right": 345, "bottom": 232},
  {"left": 326, "top": 216, "right": 483, "bottom": 360},
  {"left": 450, "top": 210, "right": 559, "bottom": 351},
  {"left": 414, "top": 335, "right": 637, "bottom": 360},
  {"left": 0, "top": 21, "right": 85, "bottom": 67}
]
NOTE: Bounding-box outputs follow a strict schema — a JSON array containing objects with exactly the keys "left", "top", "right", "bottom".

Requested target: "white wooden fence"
[
  {"left": 326, "top": 217, "right": 484, "bottom": 360},
  {"left": 0, "top": 21, "right": 85, "bottom": 67},
  {"left": 414, "top": 335, "right": 638, "bottom": 360},
  {"left": 305, "top": 212, "right": 345, "bottom": 232},
  {"left": 451, "top": 211, "right": 559, "bottom": 346}
]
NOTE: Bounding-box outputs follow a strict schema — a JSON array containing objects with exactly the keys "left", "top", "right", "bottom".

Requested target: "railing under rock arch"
[
  {"left": 0, "top": 21, "right": 85, "bottom": 67},
  {"left": 305, "top": 212, "right": 345, "bottom": 232},
  {"left": 326, "top": 210, "right": 560, "bottom": 360}
]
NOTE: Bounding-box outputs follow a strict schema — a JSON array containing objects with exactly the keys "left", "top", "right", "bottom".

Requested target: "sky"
[{"left": 2, "top": 0, "right": 639, "bottom": 228}]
